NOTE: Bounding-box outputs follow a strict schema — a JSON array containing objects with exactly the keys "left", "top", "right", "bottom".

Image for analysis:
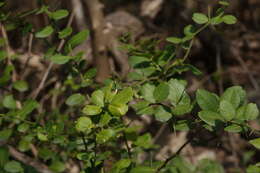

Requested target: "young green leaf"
[
  {"left": 75, "top": 117, "right": 94, "bottom": 132},
  {"left": 82, "top": 105, "right": 102, "bottom": 115},
  {"left": 49, "top": 9, "right": 69, "bottom": 20},
  {"left": 222, "top": 15, "right": 237, "bottom": 24},
  {"left": 166, "top": 37, "right": 182, "bottom": 44},
  {"left": 17, "top": 100, "right": 39, "bottom": 119},
  {"left": 58, "top": 27, "right": 72, "bottom": 39},
  {"left": 224, "top": 124, "right": 242, "bottom": 133},
  {"left": 153, "top": 82, "right": 169, "bottom": 102},
  {"left": 192, "top": 13, "right": 209, "bottom": 24},
  {"left": 50, "top": 54, "right": 71, "bottom": 65},
  {"left": 66, "top": 93, "right": 85, "bottom": 106},
  {"left": 13, "top": 80, "right": 28, "bottom": 92},
  {"left": 91, "top": 90, "right": 104, "bottom": 107},
  {"left": 245, "top": 103, "right": 259, "bottom": 121},
  {"left": 35, "top": 26, "right": 54, "bottom": 38},
  {"left": 3, "top": 95, "right": 16, "bottom": 109},
  {"left": 111, "top": 87, "right": 133, "bottom": 105},
  {"left": 65, "top": 29, "right": 89, "bottom": 53},
  {"left": 220, "top": 100, "right": 236, "bottom": 121},
  {"left": 96, "top": 129, "right": 115, "bottom": 144},
  {"left": 49, "top": 161, "right": 66, "bottom": 173},
  {"left": 196, "top": 89, "right": 219, "bottom": 112},
  {"left": 108, "top": 104, "right": 128, "bottom": 116}
]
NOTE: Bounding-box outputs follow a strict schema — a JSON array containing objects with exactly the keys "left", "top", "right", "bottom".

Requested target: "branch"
[
  {"left": 8, "top": 146, "right": 53, "bottom": 173},
  {"left": 84, "top": 0, "right": 111, "bottom": 82}
]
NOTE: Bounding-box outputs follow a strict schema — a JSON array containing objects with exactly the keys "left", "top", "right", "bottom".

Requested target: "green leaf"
[
  {"left": 132, "top": 101, "right": 150, "bottom": 111},
  {"left": 247, "top": 165, "right": 260, "bottom": 173},
  {"left": 196, "top": 89, "right": 219, "bottom": 112},
  {"left": 168, "top": 79, "right": 185, "bottom": 106},
  {"left": 221, "top": 86, "right": 246, "bottom": 109},
  {"left": 134, "top": 133, "right": 152, "bottom": 149},
  {"left": 198, "top": 111, "right": 223, "bottom": 126},
  {"left": 66, "top": 93, "right": 85, "bottom": 106},
  {"left": 49, "top": 161, "right": 66, "bottom": 173},
  {"left": 137, "top": 106, "right": 154, "bottom": 115},
  {"left": 0, "top": 129, "right": 12, "bottom": 141},
  {"left": 50, "top": 54, "right": 71, "bottom": 65},
  {"left": 18, "top": 138, "right": 31, "bottom": 152},
  {"left": 35, "top": 26, "right": 54, "bottom": 38},
  {"left": 222, "top": 15, "right": 237, "bottom": 24},
  {"left": 210, "top": 16, "right": 224, "bottom": 25},
  {"left": 219, "top": 1, "right": 230, "bottom": 6},
  {"left": 82, "top": 105, "right": 102, "bottom": 115},
  {"left": 224, "top": 124, "right": 243, "bottom": 133},
  {"left": 184, "top": 25, "right": 196, "bottom": 36},
  {"left": 166, "top": 37, "right": 182, "bottom": 44},
  {"left": 129, "top": 56, "right": 150, "bottom": 67},
  {"left": 4, "top": 161, "right": 23, "bottom": 173},
  {"left": 99, "top": 113, "right": 112, "bottom": 126},
  {"left": 108, "top": 104, "right": 128, "bottom": 116},
  {"left": 13, "top": 80, "right": 28, "bottom": 92},
  {"left": 49, "top": 9, "right": 69, "bottom": 20},
  {"left": 249, "top": 138, "right": 260, "bottom": 149},
  {"left": 75, "top": 117, "right": 94, "bottom": 132},
  {"left": 141, "top": 83, "right": 156, "bottom": 103},
  {"left": 244, "top": 103, "right": 259, "bottom": 121},
  {"left": 154, "top": 106, "right": 172, "bottom": 122},
  {"left": 65, "top": 29, "right": 89, "bottom": 53},
  {"left": 37, "top": 133, "right": 48, "bottom": 141},
  {"left": 192, "top": 13, "right": 209, "bottom": 24},
  {"left": 172, "top": 93, "right": 193, "bottom": 116},
  {"left": 3, "top": 95, "right": 16, "bottom": 109},
  {"left": 91, "top": 90, "right": 104, "bottom": 107},
  {"left": 111, "top": 159, "right": 131, "bottom": 172},
  {"left": 58, "top": 27, "right": 72, "bottom": 39},
  {"left": 111, "top": 87, "right": 133, "bottom": 105},
  {"left": 96, "top": 129, "right": 115, "bottom": 144},
  {"left": 17, "top": 123, "right": 30, "bottom": 133},
  {"left": 17, "top": 100, "right": 39, "bottom": 119},
  {"left": 175, "top": 120, "right": 191, "bottom": 131},
  {"left": 153, "top": 82, "right": 169, "bottom": 102},
  {"left": 220, "top": 100, "right": 236, "bottom": 121},
  {"left": 130, "top": 166, "right": 155, "bottom": 173}
]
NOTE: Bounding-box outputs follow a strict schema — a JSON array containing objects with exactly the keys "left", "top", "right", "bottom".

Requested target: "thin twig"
[
  {"left": 155, "top": 137, "right": 193, "bottom": 173},
  {"left": 8, "top": 146, "right": 52, "bottom": 173},
  {"left": 32, "top": 12, "right": 75, "bottom": 99},
  {"left": 123, "top": 132, "right": 132, "bottom": 159}
]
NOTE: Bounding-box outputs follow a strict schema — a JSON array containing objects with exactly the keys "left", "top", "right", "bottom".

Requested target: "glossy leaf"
[
  {"left": 66, "top": 93, "right": 85, "bottom": 106},
  {"left": 58, "top": 27, "right": 72, "bottom": 39},
  {"left": 111, "top": 87, "right": 133, "bottom": 105},
  {"left": 50, "top": 9, "right": 69, "bottom": 20},
  {"left": 249, "top": 138, "right": 260, "bottom": 149}
]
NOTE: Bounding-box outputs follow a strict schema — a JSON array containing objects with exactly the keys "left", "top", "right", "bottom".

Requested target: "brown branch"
[
  {"left": 8, "top": 145, "right": 52, "bottom": 173},
  {"left": 84, "top": 0, "right": 111, "bottom": 82}
]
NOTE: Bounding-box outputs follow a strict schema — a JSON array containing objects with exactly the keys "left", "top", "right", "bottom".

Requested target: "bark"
[{"left": 84, "top": 0, "right": 111, "bottom": 83}]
